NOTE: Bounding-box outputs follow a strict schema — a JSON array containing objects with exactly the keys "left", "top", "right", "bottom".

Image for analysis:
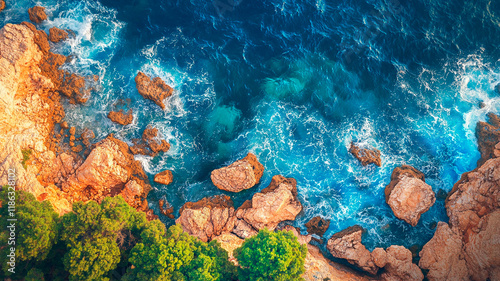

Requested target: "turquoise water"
[{"left": 2, "top": 0, "right": 500, "bottom": 250}]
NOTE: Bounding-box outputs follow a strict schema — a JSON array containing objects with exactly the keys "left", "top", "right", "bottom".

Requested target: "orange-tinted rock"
[
  {"left": 154, "top": 170, "right": 173, "bottom": 185},
  {"left": 349, "top": 142, "right": 382, "bottom": 166},
  {"left": 211, "top": 153, "right": 264, "bottom": 192},
  {"left": 305, "top": 216, "right": 330, "bottom": 236},
  {"left": 282, "top": 225, "right": 369, "bottom": 281},
  {"left": 381, "top": 246, "right": 423, "bottom": 281},
  {"left": 475, "top": 113, "right": 500, "bottom": 167},
  {"left": 326, "top": 225, "right": 379, "bottom": 275},
  {"left": 130, "top": 125, "right": 170, "bottom": 157},
  {"left": 28, "top": 6, "right": 47, "bottom": 24},
  {"left": 60, "top": 72, "right": 88, "bottom": 104},
  {"left": 120, "top": 180, "right": 143, "bottom": 206},
  {"left": 176, "top": 195, "right": 236, "bottom": 242},
  {"left": 135, "top": 71, "right": 173, "bottom": 109},
  {"left": 81, "top": 128, "right": 95, "bottom": 147},
  {"left": 158, "top": 199, "right": 174, "bottom": 219},
  {"left": 108, "top": 109, "right": 133, "bottom": 125},
  {"left": 0, "top": 1, "right": 5, "bottom": 12},
  {"left": 419, "top": 222, "right": 468, "bottom": 281},
  {"left": 385, "top": 165, "right": 435, "bottom": 226},
  {"left": 233, "top": 175, "right": 302, "bottom": 237},
  {"left": 48, "top": 27, "right": 68, "bottom": 43},
  {"left": 213, "top": 233, "right": 244, "bottom": 265}
]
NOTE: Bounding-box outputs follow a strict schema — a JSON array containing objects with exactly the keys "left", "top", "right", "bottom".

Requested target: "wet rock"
[
  {"left": 385, "top": 165, "right": 435, "bottom": 226},
  {"left": 81, "top": 128, "right": 95, "bottom": 147},
  {"left": 130, "top": 125, "right": 170, "bottom": 157},
  {"left": 233, "top": 175, "right": 302, "bottom": 236},
  {"left": 28, "top": 6, "right": 47, "bottom": 24},
  {"left": 69, "top": 126, "right": 76, "bottom": 135},
  {"left": 135, "top": 71, "right": 173, "bottom": 110},
  {"left": 381, "top": 246, "right": 424, "bottom": 281},
  {"left": 419, "top": 222, "right": 468, "bottom": 281},
  {"left": 154, "top": 170, "right": 173, "bottom": 185},
  {"left": 282, "top": 225, "right": 369, "bottom": 281},
  {"left": 211, "top": 153, "right": 264, "bottom": 192},
  {"left": 176, "top": 195, "right": 236, "bottom": 242},
  {"left": 0, "top": 1, "right": 5, "bottom": 12},
  {"left": 305, "top": 216, "right": 330, "bottom": 236},
  {"left": 107, "top": 109, "right": 133, "bottom": 125},
  {"left": 326, "top": 225, "right": 379, "bottom": 275},
  {"left": 158, "top": 199, "right": 174, "bottom": 219},
  {"left": 48, "top": 27, "right": 68, "bottom": 43},
  {"left": 349, "top": 142, "right": 382, "bottom": 166},
  {"left": 60, "top": 121, "right": 69, "bottom": 129},
  {"left": 475, "top": 113, "right": 500, "bottom": 166}
]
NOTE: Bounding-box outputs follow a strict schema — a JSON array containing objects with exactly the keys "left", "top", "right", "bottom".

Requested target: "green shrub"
[{"left": 234, "top": 228, "right": 307, "bottom": 281}]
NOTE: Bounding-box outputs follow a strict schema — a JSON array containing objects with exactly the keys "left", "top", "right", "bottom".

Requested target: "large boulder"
[
  {"left": 176, "top": 195, "right": 236, "bottom": 242},
  {"left": 349, "top": 142, "right": 382, "bottom": 167},
  {"left": 326, "top": 225, "right": 379, "bottom": 275},
  {"left": 28, "top": 6, "right": 47, "bottom": 24},
  {"left": 233, "top": 175, "right": 302, "bottom": 237},
  {"left": 305, "top": 216, "right": 330, "bottom": 237},
  {"left": 107, "top": 109, "right": 133, "bottom": 125},
  {"left": 211, "top": 153, "right": 264, "bottom": 192},
  {"left": 135, "top": 71, "right": 173, "bottom": 110},
  {"left": 419, "top": 222, "right": 469, "bottom": 281},
  {"left": 282, "top": 225, "right": 369, "bottom": 281},
  {"left": 381, "top": 246, "right": 423, "bottom": 281},
  {"left": 48, "top": 27, "right": 68, "bottom": 43},
  {"left": 385, "top": 165, "right": 435, "bottom": 226},
  {"left": 154, "top": 170, "right": 173, "bottom": 185}
]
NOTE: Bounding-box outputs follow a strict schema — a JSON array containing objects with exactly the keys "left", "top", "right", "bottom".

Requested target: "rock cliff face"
[
  {"left": 0, "top": 23, "right": 153, "bottom": 218},
  {"left": 385, "top": 165, "right": 435, "bottom": 226},
  {"left": 211, "top": 153, "right": 264, "bottom": 192},
  {"left": 475, "top": 113, "right": 500, "bottom": 167},
  {"left": 419, "top": 154, "right": 500, "bottom": 280}
]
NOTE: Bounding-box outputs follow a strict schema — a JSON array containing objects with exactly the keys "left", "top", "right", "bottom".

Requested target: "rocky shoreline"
[{"left": 0, "top": 6, "right": 499, "bottom": 281}]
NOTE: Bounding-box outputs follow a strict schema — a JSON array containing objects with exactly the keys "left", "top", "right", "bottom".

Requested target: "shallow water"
[{"left": 2, "top": 0, "right": 500, "bottom": 249}]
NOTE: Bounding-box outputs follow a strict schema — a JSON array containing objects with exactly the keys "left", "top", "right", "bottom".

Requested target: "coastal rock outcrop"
[
  {"left": 349, "top": 142, "right": 382, "bottom": 166},
  {"left": 381, "top": 246, "right": 424, "bottom": 281},
  {"left": 233, "top": 175, "right": 302, "bottom": 237},
  {"left": 385, "top": 165, "right": 435, "bottom": 226},
  {"left": 0, "top": 1, "right": 5, "bottom": 12},
  {"left": 48, "top": 27, "right": 68, "bottom": 43},
  {"left": 154, "top": 170, "right": 173, "bottom": 185},
  {"left": 211, "top": 153, "right": 264, "bottom": 192},
  {"left": 213, "top": 232, "right": 244, "bottom": 264},
  {"left": 107, "top": 109, "right": 133, "bottom": 125},
  {"left": 28, "top": 6, "right": 47, "bottom": 24},
  {"left": 130, "top": 125, "right": 170, "bottom": 157},
  {"left": 176, "top": 195, "right": 236, "bottom": 242},
  {"left": 305, "top": 216, "right": 330, "bottom": 236},
  {"left": 475, "top": 113, "right": 500, "bottom": 167},
  {"left": 135, "top": 71, "right": 173, "bottom": 110},
  {"left": 62, "top": 135, "right": 151, "bottom": 209},
  {"left": 282, "top": 225, "right": 369, "bottom": 281},
  {"left": 326, "top": 225, "right": 379, "bottom": 275}
]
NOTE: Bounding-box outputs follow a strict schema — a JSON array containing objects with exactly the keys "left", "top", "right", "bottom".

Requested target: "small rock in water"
[
  {"left": 28, "top": 6, "right": 47, "bottom": 24},
  {"left": 49, "top": 27, "right": 69, "bottom": 43},
  {"left": 305, "top": 216, "right": 330, "bottom": 237}
]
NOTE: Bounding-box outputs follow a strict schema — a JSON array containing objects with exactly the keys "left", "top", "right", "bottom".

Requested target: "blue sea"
[{"left": 2, "top": 0, "right": 500, "bottom": 250}]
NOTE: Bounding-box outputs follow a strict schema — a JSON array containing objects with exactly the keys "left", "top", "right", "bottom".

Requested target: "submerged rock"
[
  {"left": 176, "top": 195, "right": 236, "bottom": 242},
  {"left": 385, "top": 165, "right": 435, "bottom": 226},
  {"left": 158, "top": 199, "right": 174, "bottom": 219},
  {"left": 305, "top": 216, "right": 330, "bottom": 236},
  {"left": 349, "top": 142, "right": 382, "bottom": 166},
  {"left": 28, "top": 6, "right": 47, "bottom": 24},
  {"left": 130, "top": 125, "right": 170, "bottom": 157},
  {"left": 48, "top": 27, "right": 68, "bottom": 43},
  {"left": 475, "top": 113, "right": 500, "bottom": 167},
  {"left": 107, "top": 109, "right": 133, "bottom": 125},
  {"left": 211, "top": 153, "right": 264, "bottom": 192},
  {"left": 233, "top": 175, "right": 302, "bottom": 236},
  {"left": 135, "top": 71, "right": 173, "bottom": 110},
  {"left": 154, "top": 170, "right": 173, "bottom": 185},
  {"left": 326, "top": 225, "right": 379, "bottom": 275}
]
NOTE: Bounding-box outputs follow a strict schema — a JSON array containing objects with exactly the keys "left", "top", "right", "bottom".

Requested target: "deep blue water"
[{"left": 2, "top": 0, "right": 500, "bottom": 250}]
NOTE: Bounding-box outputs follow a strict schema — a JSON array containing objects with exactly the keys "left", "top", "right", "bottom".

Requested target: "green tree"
[
  {"left": 234, "top": 228, "right": 307, "bottom": 281},
  {"left": 125, "top": 224, "right": 237, "bottom": 281},
  {"left": 60, "top": 196, "right": 147, "bottom": 281},
  {"left": 0, "top": 190, "right": 58, "bottom": 276}
]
